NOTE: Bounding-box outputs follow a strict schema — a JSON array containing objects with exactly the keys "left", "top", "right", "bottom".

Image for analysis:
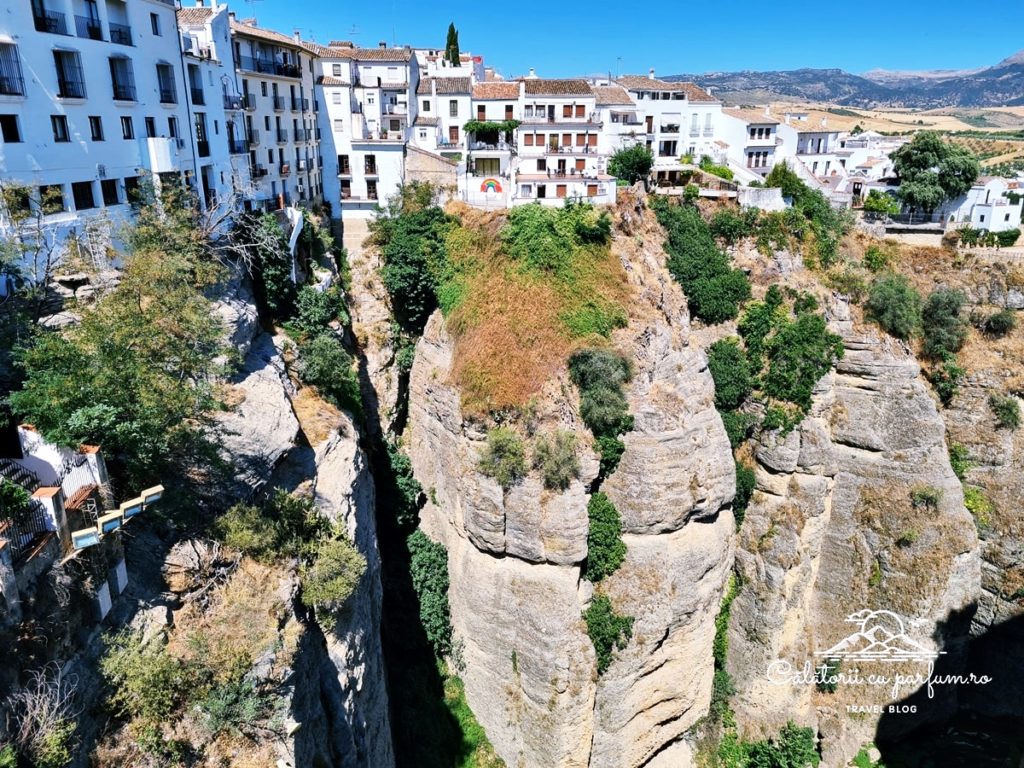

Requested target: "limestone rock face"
[
  {"left": 215, "top": 333, "right": 300, "bottom": 495},
  {"left": 408, "top": 202, "right": 736, "bottom": 767},
  {"left": 211, "top": 269, "right": 260, "bottom": 357},
  {"left": 727, "top": 309, "right": 981, "bottom": 760}
]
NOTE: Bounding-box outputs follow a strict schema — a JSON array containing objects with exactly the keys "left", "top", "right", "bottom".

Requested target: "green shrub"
[
  {"left": 478, "top": 427, "right": 527, "bottom": 490},
  {"left": 862, "top": 190, "right": 901, "bottom": 217},
  {"left": 921, "top": 288, "right": 968, "bottom": 360},
  {"left": 386, "top": 442, "right": 424, "bottom": 528},
  {"left": 910, "top": 486, "right": 943, "bottom": 509},
  {"left": 594, "top": 434, "right": 627, "bottom": 475},
  {"left": 501, "top": 202, "right": 611, "bottom": 273},
  {"left": 996, "top": 228, "right": 1021, "bottom": 248},
  {"left": 369, "top": 192, "right": 454, "bottom": 335},
  {"left": 714, "top": 575, "right": 739, "bottom": 667},
  {"left": 653, "top": 199, "right": 751, "bottom": 324},
  {"left": 963, "top": 485, "right": 992, "bottom": 528},
  {"left": 734, "top": 461, "right": 756, "bottom": 529},
  {"left": 583, "top": 594, "right": 634, "bottom": 675},
  {"left": 745, "top": 721, "right": 820, "bottom": 768},
  {"left": 200, "top": 677, "right": 268, "bottom": 736},
  {"left": 241, "top": 213, "right": 297, "bottom": 320},
  {"left": 215, "top": 489, "right": 327, "bottom": 563},
  {"left": 300, "top": 535, "right": 367, "bottom": 611},
  {"left": 865, "top": 274, "right": 921, "bottom": 339},
  {"left": 568, "top": 349, "right": 634, "bottom": 474},
  {"left": 762, "top": 313, "right": 844, "bottom": 411},
  {"left": 0, "top": 479, "right": 31, "bottom": 521},
  {"left": 738, "top": 285, "right": 785, "bottom": 372},
  {"left": 949, "top": 442, "right": 971, "bottom": 481},
  {"left": 896, "top": 528, "right": 920, "bottom": 547},
  {"left": 0, "top": 745, "right": 16, "bottom": 768},
  {"left": 862, "top": 244, "right": 893, "bottom": 272},
  {"left": 216, "top": 502, "right": 278, "bottom": 560},
  {"left": 721, "top": 410, "right": 756, "bottom": 448},
  {"left": 708, "top": 338, "right": 753, "bottom": 411},
  {"left": 815, "top": 657, "right": 841, "bottom": 693},
  {"left": 990, "top": 393, "right": 1021, "bottom": 429},
  {"left": 710, "top": 668, "right": 737, "bottom": 721},
  {"left": 100, "top": 631, "right": 197, "bottom": 724},
  {"left": 982, "top": 308, "right": 1016, "bottom": 336},
  {"left": 407, "top": 529, "right": 452, "bottom": 657},
  {"left": 699, "top": 155, "right": 735, "bottom": 181},
  {"left": 710, "top": 207, "right": 758, "bottom": 245},
  {"left": 532, "top": 431, "right": 579, "bottom": 490},
  {"left": 683, "top": 183, "right": 700, "bottom": 205},
  {"left": 288, "top": 285, "right": 347, "bottom": 337},
  {"left": 584, "top": 492, "right": 627, "bottom": 582},
  {"left": 296, "top": 333, "right": 362, "bottom": 412},
  {"left": 826, "top": 267, "right": 867, "bottom": 303},
  {"left": 928, "top": 355, "right": 965, "bottom": 406}
]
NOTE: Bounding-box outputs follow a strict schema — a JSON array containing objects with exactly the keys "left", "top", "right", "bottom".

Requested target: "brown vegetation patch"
[{"left": 291, "top": 386, "right": 345, "bottom": 446}]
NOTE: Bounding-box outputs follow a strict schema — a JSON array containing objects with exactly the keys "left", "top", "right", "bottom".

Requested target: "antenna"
[
  {"left": 616, "top": 57, "right": 622, "bottom": 79},
  {"left": 347, "top": 24, "right": 361, "bottom": 39},
  {"left": 243, "top": 0, "right": 263, "bottom": 24}
]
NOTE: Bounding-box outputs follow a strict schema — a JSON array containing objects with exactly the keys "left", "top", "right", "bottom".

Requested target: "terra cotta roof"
[{"left": 472, "top": 82, "right": 521, "bottom": 100}]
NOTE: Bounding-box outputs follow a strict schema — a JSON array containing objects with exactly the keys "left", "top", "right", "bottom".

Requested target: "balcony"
[
  {"left": 112, "top": 82, "right": 136, "bottom": 101},
  {"left": 242, "top": 93, "right": 256, "bottom": 110},
  {"left": 190, "top": 87, "right": 205, "bottom": 105},
  {"left": 159, "top": 88, "right": 177, "bottom": 104},
  {"left": 297, "top": 159, "right": 308, "bottom": 171},
  {"left": 247, "top": 129, "right": 260, "bottom": 146},
  {"left": 223, "top": 94, "right": 243, "bottom": 110},
  {"left": 276, "top": 129, "right": 288, "bottom": 143},
  {"left": 197, "top": 139, "right": 210, "bottom": 157},
  {"left": 74, "top": 15, "right": 103, "bottom": 40},
  {"left": 294, "top": 129, "right": 309, "bottom": 142},
  {"left": 0, "top": 69, "right": 24, "bottom": 96},
  {"left": 291, "top": 97, "right": 308, "bottom": 111},
  {"left": 703, "top": 128, "right": 714, "bottom": 137},
  {"left": 109, "top": 22, "right": 132, "bottom": 45},
  {"left": 521, "top": 111, "right": 601, "bottom": 126},
  {"left": 228, "top": 138, "right": 248, "bottom": 154},
  {"left": 382, "top": 103, "right": 408, "bottom": 116},
  {"left": 57, "top": 77, "right": 86, "bottom": 99},
  {"left": 364, "top": 164, "right": 377, "bottom": 176},
  {"left": 272, "top": 95, "right": 285, "bottom": 111},
  {"left": 279, "top": 162, "right": 291, "bottom": 175},
  {"left": 33, "top": 9, "right": 69, "bottom": 35},
  {"left": 543, "top": 144, "right": 597, "bottom": 156},
  {"left": 689, "top": 128, "right": 700, "bottom": 137},
  {"left": 660, "top": 124, "right": 680, "bottom": 134},
  {"left": 237, "top": 55, "right": 300, "bottom": 78},
  {"left": 251, "top": 164, "right": 268, "bottom": 178}
]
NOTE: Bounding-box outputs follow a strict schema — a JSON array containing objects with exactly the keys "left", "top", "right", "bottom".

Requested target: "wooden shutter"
[
  {"left": 562, "top": 104, "right": 572, "bottom": 118},
  {"left": 477, "top": 105, "right": 485, "bottom": 120},
  {"left": 562, "top": 132, "right": 571, "bottom": 146},
  {"left": 588, "top": 133, "right": 597, "bottom": 147},
  {"left": 449, "top": 126, "right": 459, "bottom": 141},
  {"left": 524, "top": 134, "right": 534, "bottom": 146},
  {"left": 576, "top": 104, "right": 585, "bottom": 118},
  {"left": 576, "top": 133, "right": 585, "bottom": 146},
  {"left": 575, "top": 158, "right": 585, "bottom": 171},
  {"left": 556, "top": 184, "right": 567, "bottom": 198},
  {"left": 587, "top": 184, "right": 597, "bottom": 197}
]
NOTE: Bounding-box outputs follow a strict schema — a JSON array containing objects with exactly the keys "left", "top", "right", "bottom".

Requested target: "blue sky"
[{"left": 237, "top": 0, "right": 1024, "bottom": 78}]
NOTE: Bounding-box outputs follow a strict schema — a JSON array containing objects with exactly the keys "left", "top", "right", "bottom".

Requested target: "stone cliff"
[{"left": 405, "top": 204, "right": 737, "bottom": 767}]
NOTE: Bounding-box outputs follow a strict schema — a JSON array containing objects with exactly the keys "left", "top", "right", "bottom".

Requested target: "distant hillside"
[{"left": 668, "top": 50, "right": 1024, "bottom": 108}]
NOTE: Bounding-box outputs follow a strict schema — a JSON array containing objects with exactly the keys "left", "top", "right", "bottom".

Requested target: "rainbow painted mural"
[{"left": 480, "top": 178, "right": 503, "bottom": 193}]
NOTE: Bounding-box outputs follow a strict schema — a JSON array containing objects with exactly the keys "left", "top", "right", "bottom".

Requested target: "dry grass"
[
  {"left": 442, "top": 202, "right": 631, "bottom": 415},
  {"left": 291, "top": 386, "right": 345, "bottom": 446}
]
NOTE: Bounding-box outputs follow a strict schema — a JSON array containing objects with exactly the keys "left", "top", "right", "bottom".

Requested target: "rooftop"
[
  {"left": 591, "top": 84, "right": 634, "bottom": 106},
  {"left": 473, "top": 82, "right": 521, "bottom": 100},
  {"left": 417, "top": 77, "right": 472, "bottom": 95},
  {"left": 722, "top": 107, "right": 780, "bottom": 125},
  {"left": 522, "top": 78, "right": 593, "bottom": 97},
  {"left": 616, "top": 75, "right": 717, "bottom": 102},
  {"left": 176, "top": 7, "right": 214, "bottom": 25},
  {"left": 230, "top": 19, "right": 307, "bottom": 50}
]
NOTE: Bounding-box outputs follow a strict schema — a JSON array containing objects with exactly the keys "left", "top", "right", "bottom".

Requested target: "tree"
[
  {"left": 584, "top": 493, "right": 626, "bottom": 582},
  {"left": 861, "top": 189, "right": 901, "bottom": 217},
  {"left": 608, "top": 144, "right": 654, "bottom": 185},
  {"left": 445, "top": 23, "right": 460, "bottom": 67},
  {"left": 891, "top": 132, "right": 980, "bottom": 212},
  {"left": 407, "top": 530, "right": 452, "bottom": 656},
  {"left": 707, "top": 337, "right": 752, "bottom": 411},
  {"left": 921, "top": 288, "right": 968, "bottom": 360}
]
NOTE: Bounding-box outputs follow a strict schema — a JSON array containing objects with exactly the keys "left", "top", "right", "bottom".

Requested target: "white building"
[
  {"left": 229, "top": 15, "right": 323, "bottom": 211},
  {"left": 513, "top": 77, "right": 615, "bottom": 206},
  {"left": 614, "top": 72, "right": 723, "bottom": 187},
  {"left": 314, "top": 43, "right": 416, "bottom": 218},
  {"left": 720, "top": 107, "right": 781, "bottom": 181},
  {"left": 945, "top": 176, "right": 1023, "bottom": 233},
  {"left": 589, "top": 83, "right": 644, "bottom": 155},
  {"left": 0, "top": 0, "right": 193, "bottom": 268},
  {"left": 415, "top": 75, "right": 472, "bottom": 156}
]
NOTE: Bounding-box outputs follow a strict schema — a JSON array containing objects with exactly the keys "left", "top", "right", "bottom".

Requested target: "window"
[
  {"left": 537, "top": 158, "right": 547, "bottom": 171},
  {"left": 588, "top": 133, "right": 597, "bottom": 147},
  {"left": 39, "top": 185, "right": 65, "bottom": 215},
  {"left": 587, "top": 184, "right": 598, "bottom": 197},
  {"left": 365, "top": 154, "right": 376, "bottom": 174},
  {"left": 524, "top": 105, "right": 533, "bottom": 118},
  {"left": 576, "top": 133, "right": 585, "bottom": 146},
  {"left": 261, "top": 81, "right": 268, "bottom": 97},
  {"left": 123, "top": 176, "right": 140, "bottom": 202},
  {"left": 54, "top": 50, "right": 86, "bottom": 99},
  {"left": 150, "top": 13, "right": 161, "bottom": 36},
  {"left": 333, "top": 119, "right": 344, "bottom": 132},
  {"left": 477, "top": 105, "right": 485, "bottom": 120},
  {"left": 332, "top": 63, "right": 342, "bottom": 76},
  {"left": 367, "top": 179, "right": 377, "bottom": 199},
  {"left": 575, "top": 158, "right": 585, "bottom": 171},
  {"left": 338, "top": 154, "right": 350, "bottom": 174},
  {"left": 420, "top": 99, "right": 430, "bottom": 113},
  {"left": 575, "top": 105, "right": 585, "bottom": 118},
  {"left": 264, "top": 115, "right": 271, "bottom": 130},
  {"left": 0, "top": 115, "right": 21, "bottom": 143},
  {"left": 449, "top": 99, "right": 458, "bottom": 117},
  {"left": 448, "top": 126, "right": 458, "bottom": 142},
  {"left": 168, "top": 116, "right": 178, "bottom": 138},
  {"left": 0, "top": 43, "right": 25, "bottom": 96},
  {"left": 332, "top": 92, "right": 341, "bottom": 104},
  {"left": 51, "top": 115, "right": 70, "bottom": 142},
  {"left": 145, "top": 117, "right": 156, "bottom": 138},
  {"left": 4, "top": 186, "right": 29, "bottom": 216},
  {"left": 156, "top": 63, "right": 176, "bottom": 103},
  {"left": 101, "top": 179, "right": 120, "bottom": 206},
  {"left": 89, "top": 116, "right": 103, "bottom": 141},
  {"left": 524, "top": 134, "right": 533, "bottom": 146},
  {"left": 340, "top": 179, "right": 351, "bottom": 199},
  {"left": 109, "top": 56, "right": 136, "bottom": 101},
  {"left": 72, "top": 181, "right": 95, "bottom": 210},
  {"left": 980, "top": 215, "right": 986, "bottom": 223},
  {"left": 121, "top": 115, "right": 134, "bottom": 139},
  {"left": 505, "top": 104, "right": 513, "bottom": 120},
  {"left": 419, "top": 129, "right": 426, "bottom": 140},
  {"left": 556, "top": 184, "right": 567, "bottom": 198},
  {"left": 562, "top": 104, "right": 572, "bottom": 118}
]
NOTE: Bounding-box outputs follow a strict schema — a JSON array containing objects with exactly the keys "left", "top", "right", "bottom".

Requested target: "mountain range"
[{"left": 667, "top": 50, "right": 1024, "bottom": 108}]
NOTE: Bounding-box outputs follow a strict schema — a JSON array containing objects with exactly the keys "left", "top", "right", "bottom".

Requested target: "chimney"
[
  {"left": 648, "top": 68, "right": 655, "bottom": 79},
  {"left": 228, "top": 11, "right": 235, "bottom": 22},
  {"left": 821, "top": 117, "right": 827, "bottom": 128},
  {"left": 527, "top": 67, "right": 537, "bottom": 79},
  {"left": 379, "top": 40, "right": 387, "bottom": 49},
  {"left": 195, "top": 0, "right": 204, "bottom": 6},
  {"left": 764, "top": 105, "right": 771, "bottom": 117},
  {"left": 293, "top": 30, "right": 301, "bottom": 43}
]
